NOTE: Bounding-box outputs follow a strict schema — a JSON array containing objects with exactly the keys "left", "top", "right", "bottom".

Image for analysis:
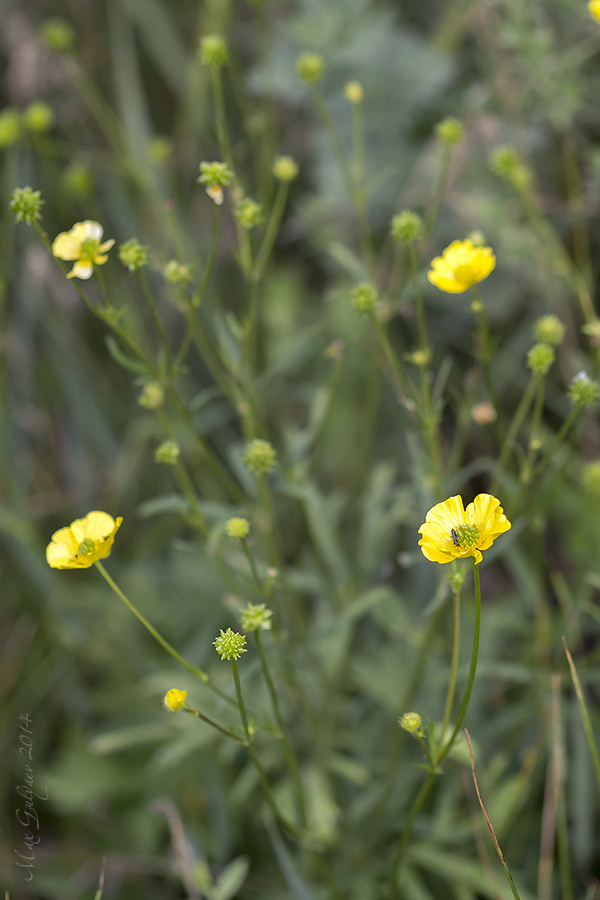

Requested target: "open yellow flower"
[
  {"left": 427, "top": 239, "right": 495, "bottom": 294},
  {"left": 418, "top": 494, "right": 511, "bottom": 564},
  {"left": 589, "top": 0, "right": 600, "bottom": 24},
  {"left": 52, "top": 220, "right": 115, "bottom": 279},
  {"left": 46, "top": 511, "right": 122, "bottom": 569}
]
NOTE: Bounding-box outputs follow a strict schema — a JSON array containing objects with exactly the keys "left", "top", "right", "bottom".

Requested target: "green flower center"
[
  {"left": 454, "top": 524, "right": 480, "bottom": 547},
  {"left": 79, "top": 237, "right": 100, "bottom": 260},
  {"left": 78, "top": 538, "right": 97, "bottom": 555}
]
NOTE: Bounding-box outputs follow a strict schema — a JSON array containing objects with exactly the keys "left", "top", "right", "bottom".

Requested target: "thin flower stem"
[
  {"left": 368, "top": 313, "right": 418, "bottom": 408},
  {"left": 389, "top": 773, "right": 437, "bottom": 896},
  {"left": 255, "top": 630, "right": 308, "bottom": 827},
  {"left": 465, "top": 730, "right": 522, "bottom": 900},
  {"left": 194, "top": 203, "right": 220, "bottom": 306},
  {"left": 254, "top": 181, "right": 289, "bottom": 280},
  {"left": 491, "top": 374, "right": 538, "bottom": 493},
  {"left": 139, "top": 270, "right": 170, "bottom": 350},
  {"left": 210, "top": 66, "right": 233, "bottom": 171},
  {"left": 241, "top": 539, "right": 264, "bottom": 595},
  {"left": 562, "top": 637, "right": 600, "bottom": 797},
  {"left": 437, "top": 558, "right": 481, "bottom": 765},
  {"left": 426, "top": 145, "right": 452, "bottom": 236},
  {"left": 521, "top": 375, "right": 546, "bottom": 482},
  {"left": 231, "top": 659, "right": 302, "bottom": 837},
  {"left": 183, "top": 704, "right": 245, "bottom": 742},
  {"left": 531, "top": 407, "right": 580, "bottom": 480},
  {"left": 94, "top": 561, "right": 238, "bottom": 708},
  {"left": 436, "top": 584, "right": 461, "bottom": 762}
]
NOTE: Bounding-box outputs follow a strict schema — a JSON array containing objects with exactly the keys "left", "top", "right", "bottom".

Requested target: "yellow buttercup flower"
[
  {"left": 427, "top": 239, "right": 495, "bottom": 294},
  {"left": 46, "top": 511, "right": 123, "bottom": 569},
  {"left": 52, "top": 220, "right": 115, "bottom": 280},
  {"left": 163, "top": 689, "right": 187, "bottom": 711},
  {"left": 589, "top": 0, "right": 600, "bottom": 23},
  {"left": 418, "top": 494, "right": 511, "bottom": 565}
]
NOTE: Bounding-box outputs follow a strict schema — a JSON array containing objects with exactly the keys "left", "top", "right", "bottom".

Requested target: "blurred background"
[{"left": 2, "top": 0, "right": 600, "bottom": 897}]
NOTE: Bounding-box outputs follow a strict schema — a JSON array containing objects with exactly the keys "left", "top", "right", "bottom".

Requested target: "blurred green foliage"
[{"left": 2, "top": 0, "right": 600, "bottom": 899}]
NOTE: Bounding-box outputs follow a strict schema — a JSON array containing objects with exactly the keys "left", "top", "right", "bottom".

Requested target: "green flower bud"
[
  {"left": 226, "top": 517, "right": 250, "bottom": 539},
  {"left": 41, "top": 18, "right": 75, "bottom": 53},
  {"left": 198, "top": 161, "right": 233, "bottom": 187},
  {"left": 534, "top": 315, "right": 565, "bottom": 347},
  {"left": 164, "top": 260, "right": 192, "bottom": 285},
  {"left": 118, "top": 238, "right": 150, "bottom": 273},
  {"left": 399, "top": 712, "right": 422, "bottom": 735},
  {"left": 199, "top": 35, "right": 229, "bottom": 67},
  {"left": 466, "top": 229, "right": 486, "bottom": 247},
  {"left": 62, "top": 163, "right": 94, "bottom": 198},
  {"left": 527, "top": 342, "right": 555, "bottom": 376},
  {"left": 390, "top": 210, "right": 424, "bottom": 245},
  {"left": 0, "top": 109, "right": 20, "bottom": 147},
  {"left": 435, "top": 116, "right": 464, "bottom": 146},
  {"left": 243, "top": 438, "right": 277, "bottom": 475},
  {"left": 582, "top": 461, "right": 600, "bottom": 497},
  {"left": 273, "top": 156, "right": 299, "bottom": 182},
  {"left": 22, "top": 101, "right": 54, "bottom": 134},
  {"left": 234, "top": 197, "right": 264, "bottom": 230},
  {"left": 296, "top": 53, "right": 325, "bottom": 84},
  {"left": 240, "top": 602, "right": 273, "bottom": 632},
  {"left": 583, "top": 320, "right": 600, "bottom": 343},
  {"left": 351, "top": 282, "right": 378, "bottom": 314},
  {"left": 138, "top": 381, "right": 164, "bottom": 410},
  {"left": 10, "top": 186, "right": 44, "bottom": 225},
  {"left": 214, "top": 627, "right": 247, "bottom": 661},
  {"left": 490, "top": 146, "right": 531, "bottom": 190},
  {"left": 154, "top": 439, "right": 180, "bottom": 465},
  {"left": 569, "top": 372, "right": 600, "bottom": 407},
  {"left": 344, "top": 81, "right": 364, "bottom": 104}
]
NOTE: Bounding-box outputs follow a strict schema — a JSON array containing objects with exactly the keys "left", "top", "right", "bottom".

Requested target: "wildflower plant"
[{"left": 10, "top": 4, "right": 600, "bottom": 900}]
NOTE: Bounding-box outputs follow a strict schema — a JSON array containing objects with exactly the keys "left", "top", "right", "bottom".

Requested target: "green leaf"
[{"left": 105, "top": 335, "right": 152, "bottom": 375}]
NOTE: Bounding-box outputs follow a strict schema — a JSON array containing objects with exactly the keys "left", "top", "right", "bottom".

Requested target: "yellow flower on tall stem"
[
  {"left": 46, "top": 511, "right": 122, "bottom": 569},
  {"left": 427, "top": 239, "right": 495, "bottom": 294},
  {"left": 419, "top": 493, "right": 511, "bottom": 564},
  {"left": 52, "top": 220, "right": 115, "bottom": 279},
  {"left": 589, "top": 0, "right": 600, "bottom": 24}
]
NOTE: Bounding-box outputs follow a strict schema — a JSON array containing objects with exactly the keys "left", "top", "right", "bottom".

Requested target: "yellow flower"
[
  {"left": 418, "top": 494, "right": 511, "bottom": 565},
  {"left": 427, "top": 239, "right": 495, "bottom": 294},
  {"left": 589, "top": 0, "right": 600, "bottom": 23},
  {"left": 46, "top": 511, "right": 122, "bottom": 569},
  {"left": 163, "top": 688, "right": 187, "bottom": 711},
  {"left": 52, "top": 220, "right": 115, "bottom": 280}
]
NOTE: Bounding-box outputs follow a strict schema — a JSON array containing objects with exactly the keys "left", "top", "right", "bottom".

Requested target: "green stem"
[
  {"left": 369, "top": 313, "right": 418, "bottom": 408},
  {"left": 210, "top": 65, "right": 233, "bottom": 170},
  {"left": 426, "top": 145, "right": 452, "bottom": 236},
  {"left": 231, "top": 658, "right": 302, "bottom": 837},
  {"left": 183, "top": 704, "right": 245, "bottom": 742},
  {"left": 241, "top": 538, "right": 264, "bottom": 595},
  {"left": 562, "top": 637, "right": 600, "bottom": 797},
  {"left": 139, "top": 271, "right": 169, "bottom": 350},
  {"left": 255, "top": 630, "right": 307, "bottom": 827},
  {"left": 435, "top": 584, "right": 461, "bottom": 761},
  {"left": 254, "top": 181, "right": 289, "bottom": 280},
  {"left": 94, "top": 561, "right": 237, "bottom": 708},
  {"left": 437, "top": 558, "right": 481, "bottom": 765},
  {"left": 521, "top": 375, "right": 546, "bottom": 483},
  {"left": 194, "top": 202, "right": 220, "bottom": 307},
  {"left": 491, "top": 374, "right": 538, "bottom": 493},
  {"left": 531, "top": 407, "right": 580, "bottom": 481},
  {"left": 389, "top": 773, "right": 436, "bottom": 896}
]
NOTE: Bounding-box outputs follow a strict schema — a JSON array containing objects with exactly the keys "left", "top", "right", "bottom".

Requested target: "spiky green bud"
[
  {"left": 435, "top": 117, "right": 464, "bottom": 146},
  {"left": 164, "top": 260, "right": 192, "bottom": 285},
  {"left": 198, "top": 161, "right": 233, "bottom": 187},
  {"left": 214, "top": 628, "right": 247, "bottom": 661},
  {"left": 527, "top": 342, "right": 555, "bottom": 376},
  {"left": 240, "top": 602, "right": 273, "bottom": 632},
  {"left": 390, "top": 210, "right": 424, "bottom": 244},
  {"left": 273, "top": 156, "right": 299, "bottom": 182},
  {"left": 199, "top": 35, "right": 229, "bottom": 67},
  {"left": 154, "top": 440, "right": 180, "bottom": 465},
  {"left": 226, "top": 517, "right": 250, "bottom": 539},
  {"left": 10, "top": 186, "right": 44, "bottom": 225},
  {"left": 569, "top": 372, "right": 600, "bottom": 407},
  {"left": 243, "top": 439, "right": 277, "bottom": 475},
  {"left": 296, "top": 53, "right": 325, "bottom": 84},
  {"left": 118, "top": 238, "right": 150, "bottom": 273},
  {"left": 138, "top": 382, "right": 164, "bottom": 410},
  {"left": 351, "top": 282, "right": 378, "bottom": 314},
  {"left": 235, "top": 197, "right": 264, "bottom": 230},
  {"left": 534, "top": 315, "right": 565, "bottom": 347},
  {"left": 41, "top": 18, "right": 75, "bottom": 53},
  {"left": 399, "top": 712, "right": 422, "bottom": 735}
]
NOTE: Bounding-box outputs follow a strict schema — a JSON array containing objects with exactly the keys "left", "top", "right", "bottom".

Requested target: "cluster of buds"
[{"left": 569, "top": 371, "right": 599, "bottom": 407}]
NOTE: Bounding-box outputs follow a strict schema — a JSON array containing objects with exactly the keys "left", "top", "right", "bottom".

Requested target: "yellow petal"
[
  {"left": 589, "top": 0, "right": 600, "bottom": 23},
  {"left": 52, "top": 232, "right": 82, "bottom": 260},
  {"left": 97, "top": 238, "right": 115, "bottom": 254},
  {"left": 70, "top": 511, "right": 121, "bottom": 543},
  {"left": 467, "top": 493, "right": 511, "bottom": 551},
  {"left": 67, "top": 260, "right": 93, "bottom": 279},
  {"left": 79, "top": 220, "right": 104, "bottom": 241}
]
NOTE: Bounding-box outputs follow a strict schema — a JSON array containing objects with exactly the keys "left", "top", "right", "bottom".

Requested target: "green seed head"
[
  {"left": 454, "top": 524, "right": 480, "bottom": 547},
  {"left": 0, "top": 109, "right": 21, "bottom": 148},
  {"left": 273, "top": 156, "right": 299, "bottom": 182},
  {"left": 118, "top": 238, "right": 150, "bottom": 273},
  {"left": 240, "top": 602, "right": 273, "bottom": 632},
  {"left": 10, "top": 186, "right": 44, "bottom": 225},
  {"left": 390, "top": 210, "right": 424, "bottom": 245},
  {"left": 569, "top": 372, "right": 600, "bottom": 407},
  {"left": 534, "top": 315, "right": 565, "bottom": 347},
  {"left": 243, "top": 439, "right": 277, "bottom": 475},
  {"left": 214, "top": 628, "right": 247, "bottom": 661},
  {"left": 344, "top": 81, "right": 364, "bottom": 104},
  {"left": 234, "top": 197, "right": 264, "bottom": 230},
  {"left": 435, "top": 116, "right": 464, "bottom": 146},
  {"left": 527, "top": 342, "right": 555, "bottom": 376},
  {"left": 138, "top": 382, "right": 164, "bottom": 410},
  {"left": 22, "top": 102, "right": 54, "bottom": 134},
  {"left": 582, "top": 461, "right": 600, "bottom": 497},
  {"left": 164, "top": 260, "right": 192, "bottom": 286},
  {"left": 199, "top": 34, "right": 229, "bottom": 67},
  {"left": 351, "top": 282, "right": 378, "bottom": 315},
  {"left": 154, "top": 440, "right": 180, "bottom": 465},
  {"left": 490, "top": 145, "right": 531, "bottom": 190},
  {"left": 296, "top": 53, "right": 325, "bottom": 84},
  {"left": 226, "top": 517, "right": 250, "bottom": 539},
  {"left": 41, "top": 18, "right": 75, "bottom": 53},
  {"left": 198, "top": 161, "right": 233, "bottom": 187}
]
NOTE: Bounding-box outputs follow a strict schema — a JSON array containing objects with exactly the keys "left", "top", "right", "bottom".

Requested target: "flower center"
[
  {"left": 79, "top": 237, "right": 100, "bottom": 260},
  {"left": 453, "top": 524, "right": 480, "bottom": 547},
  {"left": 78, "top": 538, "right": 97, "bottom": 555}
]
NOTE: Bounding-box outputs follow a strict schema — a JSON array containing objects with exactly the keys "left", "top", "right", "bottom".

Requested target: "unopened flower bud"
[
  {"left": 243, "top": 439, "right": 277, "bottom": 475},
  {"left": 534, "top": 315, "right": 565, "bottom": 347},
  {"left": 199, "top": 34, "right": 229, "bottom": 67},
  {"left": 527, "top": 342, "right": 555, "bottom": 376},
  {"left": 582, "top": 461, "right": 600, "bottom": 497},
  {"left": 22, "top": 101, "right": 54, "bottom": 134},
  {"left": 400, "top": 712, "right": 422, "bottom": 734},
  {"left": 296, "top": 53, "right": 325, "bottom": 84},
  {"left": 351, "top": 282, "right": 378, "bottom": 314},
  {"left": 390, "top": 210, "right": 424, "bottom": 245},
  {"left": 138, "top": 381, "right": 164, "bottom": 410},
  {"left": 41, "top": 17, "right": 75, "bottom": 53},
  {"left": 155, "top": 440, "right": 180, "bottom": 465},
  {"left": 435, "top": 116, "right": 464, "bottom": 146},
  {"left": 569, "top": 372, "right": 600, "bottom": 407},
  {"left": 471, "top": 401, "right": 497, "bottom": 425},
  {"left": 344, "top": 81, "right": 364, "bottom": 104},
  {"left": 198, "top": 161, "right": 233, "bottom": 187},
  {"left": 163, "top": 688, "right": 187, "bottom": 711},
  {"left": 0, "top": 109, "right": 20, "bottom": 147},
  {"left": 164, "top": 260, "right": 192, "bottom": 285},
  {"left": 235, "top": 197, "right": 264, "bottom": 230},
  {"left": 273, "top": 156, "right": 299, "bottom": 182},
  {"left": 226, "top": 517, "right": 250, "bottom": 539}
]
